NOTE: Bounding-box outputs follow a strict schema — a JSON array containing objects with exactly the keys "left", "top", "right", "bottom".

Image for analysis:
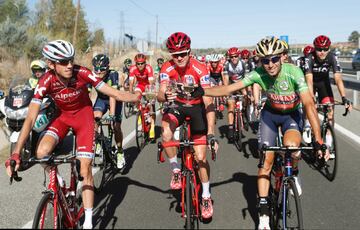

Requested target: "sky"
[{"left": 27, "top": 0, "right": 360, "bottom": 49}]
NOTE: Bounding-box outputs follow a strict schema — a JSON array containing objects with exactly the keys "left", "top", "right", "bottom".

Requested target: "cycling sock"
[
  {"left": 325, "top": 134, "right": 333, "bottom": 147},
  {"left": 258, "top": 197, "right": 270, "bottom": 216},
  {"left": 202, "top": 181, "right": 211, "bottom": 198},
  {"left": 84, "top": 208, "right": 93, "bottom": 228},
  {"left": 169, "top": 156, "right": 180, "bottom": 171}
]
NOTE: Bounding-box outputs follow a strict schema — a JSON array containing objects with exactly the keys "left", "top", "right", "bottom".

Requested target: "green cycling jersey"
[{"left": 242, "top": 63, "right": 308, "bottom": 113}]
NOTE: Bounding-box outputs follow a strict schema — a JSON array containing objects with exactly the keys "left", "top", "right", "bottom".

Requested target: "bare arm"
[
  {"left": 300, "top": 90, "right": 322, "bottom": 143},
  {"left": 157, "top": 83, "right": 167, "bottom": 102},
  {"left": 305, "top": 73, "right": 314, "bottom": 99},
  {"left": 333, "top": 72, "right": 346, "bottom": 97},
  {"left": 13, "top": 102, "right": 41, "bottom": 154},
  {"left": 253, "top": 83, "right": 261, "bottom": 106},
  {"left": 222, "top": 73, "right": 229, "bottom": 86},
  {"left": 98, "top": 84, "right": 139, "bottom": 102},
  {"left": 204, "top": 80, "right": 245, "bottom": 97}
]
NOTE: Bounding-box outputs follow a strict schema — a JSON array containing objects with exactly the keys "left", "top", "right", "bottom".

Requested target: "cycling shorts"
[
  {"left": 313, "top": 78, "right": 334, "bottom": 104},
  {"left": 162, "top": 102, "right": 207, "bottom": 135},
  {"left": 258, "top": 107, "right": 303, "bottom": 149},
  {"left": 93, "top": 97, "right": 123, "bottom": 122},
  {"left": 42, "top": 105, "right": 95, "bottom": 159}
]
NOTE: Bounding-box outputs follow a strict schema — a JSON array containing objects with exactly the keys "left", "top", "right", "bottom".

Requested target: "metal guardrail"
[{"left": 330, "top": 71, "right": 360, "bottom": 107}]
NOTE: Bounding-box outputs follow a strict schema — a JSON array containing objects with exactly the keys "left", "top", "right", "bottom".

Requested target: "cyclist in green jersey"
[
  {"left": 28, "top": 60, "right": 47, "bottom": 89},
  {"left": 196, "top": 37, "right": 329, "bottom": 229}
]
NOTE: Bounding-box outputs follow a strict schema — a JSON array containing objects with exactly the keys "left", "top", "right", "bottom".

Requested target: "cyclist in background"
[
  {"left": 241, "top": 49, "right": 256, "bottom": 125},
  {"left": 297, "top": 45, "right": 315, "bottom": 73},
  {"left": 129, "top": 53, "right": 156, "bottom": 140},
  {"left": 157, "top": 32, "right": 218, "bottom": 219},
  {"left": 241, "top": 49, "right": 255, "bottom": 73},
  {"left": 304, "top": 35, "right": 352, "bottom": 147},
  {"left": 91, "top": 54, "right": 125, "bottom": 169},
  {"left": 207, "top": 53, "right": 226, "bottom": 112},
  {"left": 120, "top": 58, "right": 132, "bottom": 91},
  {"left": 280, "top": 40, "right": 294, "bottom": 64},
  {"left": 154, "top": 57, "right": 165, "bottom": 84},
  {"left": 28, "top": 60, "right": 47, "bottom": 89},
  {"left": 222, "top": 47, "right": 247, "bottom": 141},
  {"left": 200, "top": 37, "right": 329, "bottom": 229},
  {"left": 5, "top": 40, "right": 140, "bottom": 229}
]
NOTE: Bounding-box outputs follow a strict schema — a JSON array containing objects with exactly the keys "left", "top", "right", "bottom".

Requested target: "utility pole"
[
  {"left": 73, "top": 0, "right": 80, "bottom": 47},
  {"left": 120, "top": 11, "right": 125, "bottom": 49},
  {"left": 155, "top": 15, "right": 158, "bottom": 56}
]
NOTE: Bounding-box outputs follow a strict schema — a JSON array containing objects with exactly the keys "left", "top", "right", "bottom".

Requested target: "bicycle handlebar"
[{"left": 317, "top": 102, "right": 350, "bottom": 117}]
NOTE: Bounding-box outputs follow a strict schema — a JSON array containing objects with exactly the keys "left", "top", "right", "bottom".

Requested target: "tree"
[
  {"left": 0, "top": 0, "right": 28, "bottom": 24},
  {"left": 0, "top": 17, "right": 28, "bottom": 59},
  {"left": 348, "top": 31, "right": 359, "bottom": 45}
]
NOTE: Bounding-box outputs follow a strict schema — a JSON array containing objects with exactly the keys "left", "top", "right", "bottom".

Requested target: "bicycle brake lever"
[
  {"left": 210, "top": 139, "right": 216, "bottom": 161},
  {"left": 9, "top": 160, "right": 22, "bottom": 185},
  {"left": 342, "top": 107, "right": 349, "bottom": 116}
]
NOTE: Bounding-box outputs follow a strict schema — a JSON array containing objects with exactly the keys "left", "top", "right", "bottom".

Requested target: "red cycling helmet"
[
  {"left": 252, "top": 50, "right": 257, "bottom": 56},
  {"left": 166, "top": 32, "right": 191, "bottom": 54},
  {"left": 227, "top": 47, "right": 240, "bottom": 57},
  {"left": 241, "top": 49, "right": 251, "bottom": 59},
  {"left": 134, "top": 53, "right": 146, "bottom": 63},
  {"left": 303, "top": 45, "right": 315, "bottom": 56},
  {"left": 313, "top": 35, "right": 331, "bottom": 48}
]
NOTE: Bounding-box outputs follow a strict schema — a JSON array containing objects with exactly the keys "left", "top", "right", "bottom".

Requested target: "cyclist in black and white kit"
[
  {"left": 222, "top": 47, "right": 247, "bottom": 141},
  {"left": 296, "top": 45, "right": 314, "bottom": 74}
]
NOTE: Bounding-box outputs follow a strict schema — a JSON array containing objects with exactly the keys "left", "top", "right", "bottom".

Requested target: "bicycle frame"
[
  {"left": 138, "top": 99, "right": 151, "bottom": 133},
  {"left": 233, "top": 94, "right": 245, "bottom": 132}
]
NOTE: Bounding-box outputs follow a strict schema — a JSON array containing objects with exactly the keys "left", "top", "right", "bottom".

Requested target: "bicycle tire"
[
  {"left": 135, "top": 112, "right": 146, "bottom": 150},
  {"left": 32, "top": 192, "right": 64, "bottom": 229},
  {"left": 278, "top": 178, "right": 303, "bottom": 230},
  {"left": 234, "top": 111, "right": 243, "bottom": 152},
  {"left": 185, "top": 173, "right": 199, "bottom": 230},
  {"left": 321, "top": 124, "right": 338, "bottom": 181},
  {"left": 93, "top": 137, "right": 107, "bottom": 194}
]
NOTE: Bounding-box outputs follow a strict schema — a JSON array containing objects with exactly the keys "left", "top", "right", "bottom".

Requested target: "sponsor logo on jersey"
[
  {"left": 88, "top": 72, "right": 98, "bottom": 82},
  {"left": 200, "top": 75, "right": 210, "bottom": 85},
  {"left": 160, "top": 73, "right": 169, "bottom": 81},
  {"left": 165, "top": 65, "right": 174, "bottom": 72},
  {"left": 192, "top": 64, "right": 202, "bottom": 75},
  {"left": 54, "top": 88, "right": 81, "bottom": 102},
  {"left": 34, "top": 85, "right": 46, "bottom": 97},
  {"left": 278, "top": 81, "right": 289, "bottom": 91},
  {"left": 184, "top": 75, "right": 195, "bottom": 84}
]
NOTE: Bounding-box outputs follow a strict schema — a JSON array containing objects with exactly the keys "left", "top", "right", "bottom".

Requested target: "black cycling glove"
[{"left": 342, "top": 96, "right": 351, "bottom": 106}]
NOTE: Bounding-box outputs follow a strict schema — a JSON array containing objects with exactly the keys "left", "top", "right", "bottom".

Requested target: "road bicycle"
[
  {"left": 136, "top": 91, "right": 156, "bottom": 150},
  {"left": 259, "top": 144, "right": 315, "bottom": 230},
  {"left": 9, "top": 130, "right": 85, "bottom": 229},
  {"left": 232, "top": 94, "right": 248, "bottom": 152},
  {"left": 93, "top": 117, "right": 119, "bottom": 193},
  {"left": 213, "top": 96, "right": 225, "bottom": 120},
  {"left": 304, "top": 102, "right": 349, "bottom": 181},
  {"left": 158, "top": 116, "right": 216, "bottom": 230}
]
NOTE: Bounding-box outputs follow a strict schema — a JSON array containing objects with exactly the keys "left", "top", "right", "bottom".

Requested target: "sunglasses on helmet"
[{"left": 260, "top": 56, "right": 281, "bottom": 65}]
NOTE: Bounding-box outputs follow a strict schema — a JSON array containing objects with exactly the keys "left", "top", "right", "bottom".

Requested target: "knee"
[
  {"left": 161, "top": 128, "right": 173, "bottom": 142},
  {"left": 36, "top": 145, "right": 52, "bottom": 158}
]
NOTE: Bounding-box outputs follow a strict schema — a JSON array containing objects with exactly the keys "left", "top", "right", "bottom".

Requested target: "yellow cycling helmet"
[
  {"left": 30, "top": 60, "right": 47, "bottom": 70},
  {"left": 256, "top": 37, "right": 285, "bottom": 58},
  {"left": 280, "top": 40, "right": 289, "bottom": 53}
]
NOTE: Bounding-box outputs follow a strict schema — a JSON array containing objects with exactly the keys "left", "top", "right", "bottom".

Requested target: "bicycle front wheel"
[
  {"left": 135, "top": 112, "right": 146, "bottom": 150},
  {"left": 185, "top": 173, "right": 199, "bottom": 230},
  {"left": 321, "top": 124, "right": 338, "bottom": 181},
  {"left": 234, "top": 111, "right": 243, "bottom": 152},
  {"left": 278, "top": 178, "right": 303, "bottom": 230},
  {"left": 32, "top": 192, "right": 64, "bottom": 229},
  {"left": 93, "top": 137, "right": 107, "bottom": 194}
]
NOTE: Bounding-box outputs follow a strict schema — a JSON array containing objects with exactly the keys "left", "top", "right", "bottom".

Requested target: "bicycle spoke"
[{"left": 33, "top": 193, "right": 63, "bottom": 229}]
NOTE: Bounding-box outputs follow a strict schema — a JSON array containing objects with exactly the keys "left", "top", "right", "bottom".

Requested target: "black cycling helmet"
[
  {"left": 92, "top": 54, "right": 110, "bottom": 72},
  {"left": 124, "top": 58, "right": 132, "bottom": 65},
  {"left": 157, "top": 57, "right": 164, "bottom": 64}
]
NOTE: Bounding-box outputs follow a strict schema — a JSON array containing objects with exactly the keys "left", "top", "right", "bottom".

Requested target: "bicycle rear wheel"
[
  {"left": 278, "top": 178, "right": 303, "bottom": 230},
  {"left": 32, "top": 192, "right": 64, "bottom": 229},
  {"left": 234, "top": 111, "right": 243, "bottom": 152},
  {"left": 321, "top": 124, "right": 338, "bottom": 181},
  {"left": 93, "top": 137, "right": 107, "bottom": 194},
  {"left": 136, "top": 112, "right": 146, "bottom": 150}
]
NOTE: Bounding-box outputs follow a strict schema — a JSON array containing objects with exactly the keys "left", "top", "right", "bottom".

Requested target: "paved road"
[{"left": 0, "top": 104, "right": 359, "bottom": 229}]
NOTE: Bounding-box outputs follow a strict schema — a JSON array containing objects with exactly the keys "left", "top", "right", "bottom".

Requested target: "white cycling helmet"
[
  {"left": 209, "top": 54, "right": 221, "bottom": 62},
  {"left": 42, "top": 40, "right": 75, "bottom": 62}
]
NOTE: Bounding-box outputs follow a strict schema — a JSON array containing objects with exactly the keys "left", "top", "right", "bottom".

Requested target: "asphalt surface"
[{"left": 0, "top": 104, "right": 359, "bottom": 229}]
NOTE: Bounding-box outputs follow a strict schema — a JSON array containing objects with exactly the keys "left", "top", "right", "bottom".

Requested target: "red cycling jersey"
[
  {"left": 206, "top": 62, "right": 224, "bottom": 74},
  {"left": 160, "top": 57, "right": 210, "bottom": 105},
  {"left": 129, "top": 64, "right": 154, "bottom": 93},
  {"left": 31, "top": 65, "right": 104, "bottom": 159}
]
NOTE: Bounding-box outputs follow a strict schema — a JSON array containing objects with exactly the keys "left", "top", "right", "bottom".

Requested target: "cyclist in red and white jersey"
[
  {"left": 157, "top": 32, "right": 218, "bottom": 219},
  {"left": 207, "top": 54, "right": 226, "bottom": 112},
  {"left": 5, "top": 40, "right": 139, "bottom": 229},
  {"left": 129, "top": 53, "right": 156, "bottom": 139},
  {"left": 222, "top": 47, "right": 248, "bottom": 141}
]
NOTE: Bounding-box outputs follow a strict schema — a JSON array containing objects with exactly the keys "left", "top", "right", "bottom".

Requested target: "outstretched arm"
[
  {"left": 98, "top": 83, "right": 140, "bottom": 102},
  {"left": 204, "top": 80, "right": 245, "bottom": 97}
]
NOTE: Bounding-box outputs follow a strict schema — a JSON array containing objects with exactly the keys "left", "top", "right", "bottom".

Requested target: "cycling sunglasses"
[
  {"left": 171, "top": 51, "right": 189, "bottom": 58},
  {"left": 136, "top": 62, "right": 145, "bottom": 66},
  {"left": 56, "top": 58, "right": 74, "bottom": 65},
  {"left": 260, "top": 56, "right": 281, "bottom": 65},
  {"left": 230, "top": 55, "right": 239, "bottom": 59},
  {"left": 94, "top": 66, "right": 108, "bottom": 72},
  {"left": 315, "top": 47, "right": 329, "bottom": 52}
]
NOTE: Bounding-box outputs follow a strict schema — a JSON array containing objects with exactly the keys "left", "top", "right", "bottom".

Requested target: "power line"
[{"left": 127, "top": 0, "right": 155, "bottom": 17}]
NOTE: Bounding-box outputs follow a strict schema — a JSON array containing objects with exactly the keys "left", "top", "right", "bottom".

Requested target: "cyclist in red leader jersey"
[
  {"left": 157, "top": 32, "right": 218, "bottom": 219},
  {"left": 5, "top": 40, "right": 139, "bottom": 229},
  {"left": 129, "top": 53, "right": 156, "bottom": 139}
]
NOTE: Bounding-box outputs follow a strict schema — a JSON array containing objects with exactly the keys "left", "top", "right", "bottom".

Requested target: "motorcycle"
[{"left": 0, "top": 77, "right": 56, "bottom": 171}]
